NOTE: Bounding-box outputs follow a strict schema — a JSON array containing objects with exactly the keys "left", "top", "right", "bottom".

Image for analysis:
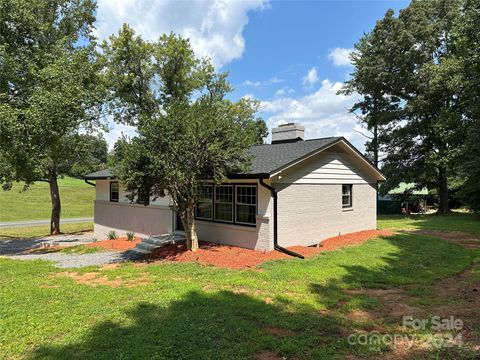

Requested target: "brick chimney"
[{"left": 271, "top": 123, "right": 305, "bottom": 144}]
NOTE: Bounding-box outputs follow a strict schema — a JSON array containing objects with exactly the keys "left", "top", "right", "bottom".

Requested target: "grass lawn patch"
[
  {"left": 0, "top": 176, "right": 94, "bottom": 222},
  {"left": 1, "top": 227, "right": 478, "bottom": 359},
  {"left": 0, "top": 222, "right": 93, "bottom": 239},
  {"left": 378, "top": 212, "right": 480, "bottom": 234}
]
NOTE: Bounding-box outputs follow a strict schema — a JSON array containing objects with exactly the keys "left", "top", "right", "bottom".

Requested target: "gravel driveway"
[
  {"left": 1, "top": 233, "right": 134, "bottom": 268},
  {"left": 5, "top": 251, "right": 128, "bottom": 268}
]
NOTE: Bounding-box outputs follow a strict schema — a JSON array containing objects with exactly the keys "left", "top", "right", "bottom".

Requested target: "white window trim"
[{"left": 342, "top": 184, "right": 353, "bottom": 208}]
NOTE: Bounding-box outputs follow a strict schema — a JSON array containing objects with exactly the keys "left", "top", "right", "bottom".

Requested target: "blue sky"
[{"left": 95, "top": 0, "right": 409, "bottom": 150}]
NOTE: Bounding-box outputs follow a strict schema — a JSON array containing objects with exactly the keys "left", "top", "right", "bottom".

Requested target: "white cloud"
[
  {"left": 240, "top": 76, "right": 284, "bottom": 87},
  {"left": 275, "top": 87, "right": 295, "bottom": 97},
  {"left": 302, "top": 67, "right": 319, "bottom": 87},
  {"left": 328, "top": 48, "right": 353, "bottom": 67},
  {"left": 95, "top": 0, "right": 267, "bottom": 68},
  {"left": 100, "top": 120, "right": 137, "bottom": 150},
  {"left": 260, "top": 79, "right": 366, "bottom": 150}
]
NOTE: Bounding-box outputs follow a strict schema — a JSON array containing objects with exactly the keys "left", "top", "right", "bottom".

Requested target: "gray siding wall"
[
  {"left": 94, "top": 201, "right": 173, "bottom": 239},
  {"left": 275, "top": 183, "right": 377, "bottom": 247}
]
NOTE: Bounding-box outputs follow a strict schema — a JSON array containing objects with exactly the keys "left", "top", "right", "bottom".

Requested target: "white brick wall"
[{"left": 275, "top": 183, "right": 377, "bottom": 247}]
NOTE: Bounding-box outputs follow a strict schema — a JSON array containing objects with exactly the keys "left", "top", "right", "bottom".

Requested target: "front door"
[{"left": 175, "top": 212, "right": 184, "bottom": 231}]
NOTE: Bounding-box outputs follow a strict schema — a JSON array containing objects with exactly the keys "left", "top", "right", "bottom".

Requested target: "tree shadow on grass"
[
  {"left": 29, "top": 290, "right": 348, "bottom": 360},
  {"left": 379, "top": 213, "right": 480, "bottom": 234},
  {"left": 28, "top": 233, "right": 478, "bottom": 360},
  {"left": 308, "top": 232, "right": 478, "bottom": 358}
]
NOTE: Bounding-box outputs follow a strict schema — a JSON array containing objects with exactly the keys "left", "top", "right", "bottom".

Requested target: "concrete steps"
[{"left": 127, "top": 233, "right": 185, "bottom": 259}]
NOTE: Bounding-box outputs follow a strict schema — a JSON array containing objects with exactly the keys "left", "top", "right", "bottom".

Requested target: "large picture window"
[
  {"left": 110, "top": 182, "right": 119, "bottom": 202},
  {"left": 196, "top": 185, "right": 213, "bottom": 220},
  {"left": 342, "top": 184, "right": 352, "bottom": 208},
  {"left": 195, "top": 184, "right": 257, "bottom": 227},
  {"left": 214, "top": 185, "right": 234, "bottom": 222},
  {"left": 236, "top": 185, "right": 257, "bottom": 225}
]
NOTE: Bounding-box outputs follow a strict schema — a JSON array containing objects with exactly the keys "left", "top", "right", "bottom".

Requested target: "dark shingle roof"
[
  {"left": 85, "top": 137, "right": 347, "bottom": 179},
  {"left": 243, "top": 137, "right": 341, "bottom": 176},
  {"left": 84, "top": 169, "right": 113, "bottom": 179}
]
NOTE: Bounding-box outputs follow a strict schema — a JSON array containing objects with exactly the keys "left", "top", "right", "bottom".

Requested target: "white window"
[
  {"left": 110, "top": 182, "right": 119, "bottom": 202},
  {"left": 342, "top": 184, "right": 352, "bottom": 208},
  {"left": 236, "top": 185, "right": 257, "bottom": 225},
  {"left": 196, "top": 185, "right": 213, "bottom": 220},
  {"left": 214, "top": 185, "right": 234, "bottom": 222}
]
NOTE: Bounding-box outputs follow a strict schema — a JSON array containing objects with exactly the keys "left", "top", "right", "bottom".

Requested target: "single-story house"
[{"left": 85, "top": 123, "right": 385, "bottom": 251}]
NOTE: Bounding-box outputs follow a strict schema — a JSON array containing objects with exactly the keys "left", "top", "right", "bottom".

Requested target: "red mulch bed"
[
  {"left": 86, "top": 237, "right": 141, "bottom": 251},
  {"left": 144, "top": 230, "right": 393, "bottom": 269}
]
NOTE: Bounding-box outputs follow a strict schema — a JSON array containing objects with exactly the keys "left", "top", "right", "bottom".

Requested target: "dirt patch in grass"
[
  {"left": 86, "top": 237, "right": 141, "bottom": 251},
  {"left": 264, "top": 326, "right": 295, "bottom": 337},
  {"left": 255, "top": 351, "right": 286, "bottom": 360},
  {"left": 55, "top": 271, "right": 149, "bottom": 288},
  {"left": 344, "top": 262, "right": 480, "bottom": 358},
  {"left": 340, "top": 227, "right": 480, "bottom": 357},
  {"left": 143, "top": 230, "right": 393, "bottom": 269}
]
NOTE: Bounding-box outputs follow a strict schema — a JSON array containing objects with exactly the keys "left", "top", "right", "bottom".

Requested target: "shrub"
[
  {"left": 107, "top": 230, "right": 118, "bottom": 240},
  {"left": 126, "top": 231, "right": 136, "bottom": 241}
]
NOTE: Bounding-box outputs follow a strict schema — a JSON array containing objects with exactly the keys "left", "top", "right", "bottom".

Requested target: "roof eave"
[{"left": 227, "top": 173, "right": 270, "bottom": 180}]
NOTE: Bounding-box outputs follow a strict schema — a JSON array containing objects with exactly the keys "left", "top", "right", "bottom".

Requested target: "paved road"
[{"left": 0, "top": 217, "right": 93, "bottom": 228}]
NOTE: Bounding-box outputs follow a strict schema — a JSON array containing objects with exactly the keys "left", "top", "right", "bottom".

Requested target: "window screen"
[
  {"left": 196, "top": 185, "right": 213, "bottom": 220},
  {"left": 110, "top": 182, "right": 119, "bottom": 202},
  {"left": 236, "top": 186, "right": 257, "bottom": 225},
  {"left": 342, "top": 184, "right": 352, "bottom": 208},
  {"left": 214, "top": 185, "right": 234, "bottom": 222}
]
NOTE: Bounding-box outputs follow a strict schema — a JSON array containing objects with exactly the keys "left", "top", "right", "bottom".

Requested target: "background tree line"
[
  {"left": 1, "top": 0, "right": 478, "bottom": 248},
  {"left": 0, "top": 0, "right": 266, "bottom": 249},
  {"left": 342, "top": 0, "right": 480, "bottom": 213}
]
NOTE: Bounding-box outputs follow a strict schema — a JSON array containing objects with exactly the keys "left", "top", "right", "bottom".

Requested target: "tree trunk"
[
  {"left": 373, "top": 124, "right": 378, "bottom": 168},
  {"left": 437, "top": 165, "right": 450, "bottom": 215},
  {"left": 181, "top": 198, "right": 199, "bottom": 251},
  {"left": 49, "top": 171, "right": 61, "bottom": 235}
]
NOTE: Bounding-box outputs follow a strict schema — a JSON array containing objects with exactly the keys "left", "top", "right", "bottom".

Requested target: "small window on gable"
[
  {"left": 342, "top": 184, "right": 352, "bottom": 208},
  {"left": 110, "top": 182, "right": 119, "bottom": 202}
]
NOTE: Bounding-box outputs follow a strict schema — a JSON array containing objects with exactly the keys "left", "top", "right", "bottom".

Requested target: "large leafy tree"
[
  {"left": 340, "top": 10, "right": 401, "bottom": 167},
  {"left": 0, "top": 0, "right": 105, "bottom": 233},
  {"left": 67, "top": 134, "right": 109, "bottom": 178},
  {"left": 453, "top": 0, "right": 480, "bottom": 211},
  {"left": 104, "top": 25, "right": 266, "bottom": 250},
  {"left": 348, "top": 0, "right": 466, "bottom": 214}
]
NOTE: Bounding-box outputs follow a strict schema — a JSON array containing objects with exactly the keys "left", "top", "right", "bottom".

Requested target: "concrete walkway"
[{"left": 0, "top": 217, "right": 93, "bottom": 228}]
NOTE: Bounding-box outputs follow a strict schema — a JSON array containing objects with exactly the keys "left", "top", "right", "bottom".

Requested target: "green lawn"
[
  {"left": 0, "top": 222, "right": 93, "bottom": 239},
  {"left": 0, "top": 177, "right": 94, "bottom": 222},
  {"left": 378, "top": 212, "right": 480, "bottom": 234},
  {"left": 1, "top": 216, "right": 479, "bottom": 359}
]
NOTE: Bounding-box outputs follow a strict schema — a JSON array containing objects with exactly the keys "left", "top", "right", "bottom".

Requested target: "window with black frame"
[
  {"left": 110, "top": 182, "right": 119, "bottom": 202},
  {"left": 214, "top": 185, "right": 234, "bottom": 222},
  {"left": 196, "top": 185, "right": 213, "bottom": 220},
  {"left": 342, "top": 184, "right": 352, "bottom": 208},
  {"left": 236, "top": 185, "right": 257, "bottom": 225}
]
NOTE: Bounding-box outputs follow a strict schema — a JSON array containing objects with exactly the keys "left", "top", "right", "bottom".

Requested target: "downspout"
[
  {"left": 259, "top": 179, "right": 304, "bottom": 259},
  {"left": 84, "top": 179, "right": 96, "bottom": 187}
]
